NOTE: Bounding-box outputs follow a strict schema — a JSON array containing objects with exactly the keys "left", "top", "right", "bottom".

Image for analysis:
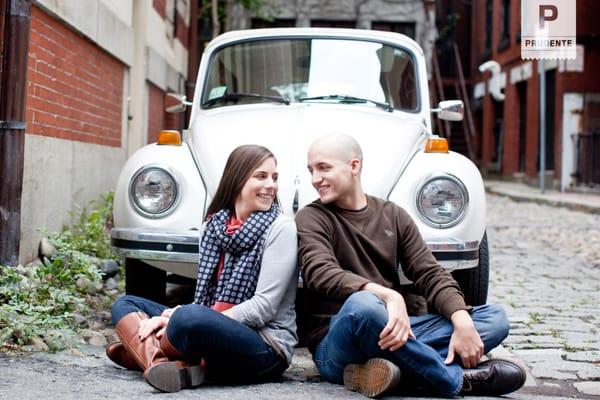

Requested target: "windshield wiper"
[
  {"left": 203, "top": 92, "right": 290, "bottom": 107},
  {"left": 298, "top": 94, "right": 393, "bottom": 112}
]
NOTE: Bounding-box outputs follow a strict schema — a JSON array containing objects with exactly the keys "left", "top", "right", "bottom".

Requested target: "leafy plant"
[
  {"left": 47, "top": 192, "right": 118, "bottom": 261},
  {"left": 0, "top": 192, "right": 120, "bottom": 353}
]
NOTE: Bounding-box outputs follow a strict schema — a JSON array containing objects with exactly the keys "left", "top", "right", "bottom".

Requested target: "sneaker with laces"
[{"left": 343, "top": 358, "right": 401, "bottom": 398}]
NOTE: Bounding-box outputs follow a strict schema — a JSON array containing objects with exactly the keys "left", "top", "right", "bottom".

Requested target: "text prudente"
[{"left": 524, "top": 39, "right": 574, "bottom": 47}]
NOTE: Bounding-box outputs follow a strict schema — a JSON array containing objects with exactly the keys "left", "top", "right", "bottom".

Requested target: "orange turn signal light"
[
  {"left": 157, "top": 130, "right": 182, "bottom": 146},
  {"left": 424, "top": 137, "right": 449, "bottom": 153}
]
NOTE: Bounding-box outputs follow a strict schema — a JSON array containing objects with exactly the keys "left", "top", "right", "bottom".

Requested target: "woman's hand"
[
  {"left": 138, "top": 316, "right": 169, "bottom": 341},
  {"left": 160, "top": 305, "right": 181, "bottom": 319}
]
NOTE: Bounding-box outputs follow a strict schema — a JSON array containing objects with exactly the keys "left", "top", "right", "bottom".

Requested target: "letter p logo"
[{"left": 539, "top": 4, "right": 558, "bottom": 29}]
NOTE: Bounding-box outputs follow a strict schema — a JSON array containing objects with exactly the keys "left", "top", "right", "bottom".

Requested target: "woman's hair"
[{"left": 205, "top": 144, "right": 278, "bottom": 218}]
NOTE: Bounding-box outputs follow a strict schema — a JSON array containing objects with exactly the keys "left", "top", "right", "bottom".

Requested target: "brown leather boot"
[
  {"left": 105, "top": 342, "right": 141, "bottom": 371},
  {"left": 143, "top": 334, "right": 205, "bottom": 393},
  {"left": 114, "top": 311, "right": 165, "bottom": 371}
]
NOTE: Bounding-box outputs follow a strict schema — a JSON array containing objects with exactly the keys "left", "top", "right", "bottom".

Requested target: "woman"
[{"left": 107, "top": 144, "right": 299, "bottom": 393}]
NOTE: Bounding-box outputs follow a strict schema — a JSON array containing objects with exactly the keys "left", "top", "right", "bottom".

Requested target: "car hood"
[{"left": 189, "top": 104, "right": 426, "bottom": 215}]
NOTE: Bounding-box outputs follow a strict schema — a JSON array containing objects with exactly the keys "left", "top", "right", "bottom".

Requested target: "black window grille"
[{"left": 574, "top": 130, "right": 600, "bottom": 186}]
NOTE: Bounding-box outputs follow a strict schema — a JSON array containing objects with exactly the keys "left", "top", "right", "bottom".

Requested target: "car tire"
[
  {"left": 125, "top": 258, "right": 167, "bottom": 304},
  {"left": 451, "top": 231, "right": 489, "bottom": 306}
]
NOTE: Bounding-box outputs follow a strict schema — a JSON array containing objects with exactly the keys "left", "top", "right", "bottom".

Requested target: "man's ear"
[{"left": 350, "top": 158, "right": 361, "bottom": 176}]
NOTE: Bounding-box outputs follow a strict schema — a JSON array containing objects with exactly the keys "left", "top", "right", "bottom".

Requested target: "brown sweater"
[{"left": 296, "top": 195, "right": 469, "bottom": 354}]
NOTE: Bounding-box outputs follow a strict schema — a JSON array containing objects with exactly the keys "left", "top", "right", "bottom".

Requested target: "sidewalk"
[{"left": 484, "top": 180, "right": 600, "bottom": 214}]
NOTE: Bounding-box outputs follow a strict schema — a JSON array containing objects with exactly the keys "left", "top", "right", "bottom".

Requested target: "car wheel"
[
  {"left": 452, "top": 231, "right": 489, "bottom": 306},
  {"left": 125, "top": 258, "right": 167, "bottom": 304}
]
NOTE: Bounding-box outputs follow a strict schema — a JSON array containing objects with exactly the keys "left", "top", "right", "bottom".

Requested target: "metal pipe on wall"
[
  {"left": 539, "top": 59, "right": 546, "bottom": 193},
  {"left": 0, "top": 0, "right": 31, "bottom": 266}
]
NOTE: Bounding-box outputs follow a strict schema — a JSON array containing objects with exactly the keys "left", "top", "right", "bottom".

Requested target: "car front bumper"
[{"left": 111, "top": 228, "right": 479, "bottom": 270}]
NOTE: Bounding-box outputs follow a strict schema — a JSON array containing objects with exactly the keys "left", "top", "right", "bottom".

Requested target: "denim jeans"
[
  {"left": 314, "top": 292, "right": 509, "bottom": 397},
  {"left": 111, "top": 295, "right": 287, "bottom": 382}
]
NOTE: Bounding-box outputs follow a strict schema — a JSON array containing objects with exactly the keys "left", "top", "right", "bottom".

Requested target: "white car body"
[{"left": 111, "top": 28, "right": 487, "bottom": 300}]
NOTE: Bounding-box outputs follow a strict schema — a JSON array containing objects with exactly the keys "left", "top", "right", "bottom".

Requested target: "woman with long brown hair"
[{"left": 107, "top": 144, "right": 298, "bottom": 392}]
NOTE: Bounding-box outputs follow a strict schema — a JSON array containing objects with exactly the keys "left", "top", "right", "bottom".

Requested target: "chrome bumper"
[
  {"left": 111, "top": 228, "right": 479, "bottom": 270},
  {"left": 111, "top": 228, "right": 200, "bottom": 263},
  {"left": 428, "top": 239, "right": 479, "bottom": 270}
]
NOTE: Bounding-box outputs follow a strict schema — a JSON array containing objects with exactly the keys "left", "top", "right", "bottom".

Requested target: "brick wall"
[
  {"left": 176, "top": 10, "right": 189, "bottom": 48},
  {"left": 147, "top": 83, "right": 186, "bottom": 143},
  {"left": 26, "top": 6, "right": 124, "bottom": 147},
  {"left": 472, "top": 0, "right": 600, "bottom": 182},
  {"left": 153, "top": 0, "right": 167, "bottom": 19},
  {"left": 153, "top": 0, "right": 188, "bottom": 47},
  {"left": 147, "top": 83, "right": 164, "bottom": 144}
]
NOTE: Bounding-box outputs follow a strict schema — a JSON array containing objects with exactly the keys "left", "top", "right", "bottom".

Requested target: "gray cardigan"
[{"left": 202, "top": 214, "right": 299, "bottom": 364}]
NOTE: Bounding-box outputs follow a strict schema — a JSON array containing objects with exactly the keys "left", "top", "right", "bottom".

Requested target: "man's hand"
[
  {"left": 363, "top": 283, "right": 415, "bottom": 351},
  {"left": 138, "top": 316, "right": 169, "bottom": 341},
  {"left": 445, "top": 310, "right": 483, "bottom": 368}
]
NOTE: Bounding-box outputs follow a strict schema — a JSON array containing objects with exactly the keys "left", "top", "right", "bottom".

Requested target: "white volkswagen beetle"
[{"left": 111, "top": 28, "right": 488, "bottom": 306}]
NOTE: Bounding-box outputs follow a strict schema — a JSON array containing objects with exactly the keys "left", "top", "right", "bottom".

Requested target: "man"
[{"left": 295, "top": 134, "right": 526, "bottom": 398}]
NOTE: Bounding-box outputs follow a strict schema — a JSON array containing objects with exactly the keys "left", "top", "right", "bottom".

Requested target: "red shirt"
[{"left": 211, "top": 215, "right": 244, "bottom": 312}]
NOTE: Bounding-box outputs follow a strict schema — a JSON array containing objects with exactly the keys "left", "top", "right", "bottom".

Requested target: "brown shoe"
[
  {"left": 143, "top": 334, "right": 204, "bottom": 393},
  {"left": 343, "top": 358, "right": 401, "bottom": 398},
  {"left": 461, "top": 359, "right": 527, "bottom": 396},
  {"left": 105, "top": 342, "right": 141, "bottom": 371}
]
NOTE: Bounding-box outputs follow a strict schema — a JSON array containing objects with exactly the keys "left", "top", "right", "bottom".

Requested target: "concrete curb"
[{"left": 485, "top": 186, "right": 600, "bottom": 215}]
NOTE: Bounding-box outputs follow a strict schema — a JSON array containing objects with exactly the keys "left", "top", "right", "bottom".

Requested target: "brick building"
[
  {"left": 1, "top": 0, "right": 196, "bottom": 263},
  {"left": 451, "top": 0, "right": 600, "bottom": 191},
  {"left": 229, "top": 0, "right": 438, "bottom": 72}
]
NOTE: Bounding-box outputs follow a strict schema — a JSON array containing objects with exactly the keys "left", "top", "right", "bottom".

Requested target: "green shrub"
[{"left": 0, "top": 192, "right": 119, "bottom": 352}]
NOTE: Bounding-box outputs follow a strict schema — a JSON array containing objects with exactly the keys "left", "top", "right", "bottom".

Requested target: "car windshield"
[{"left": 202, "top": 38, "right": 418, "bottom": 112}]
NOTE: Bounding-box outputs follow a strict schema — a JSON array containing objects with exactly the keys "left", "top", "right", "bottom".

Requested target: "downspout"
[{"left": 0, "top": 0, "right": 31, "bottom": 267}]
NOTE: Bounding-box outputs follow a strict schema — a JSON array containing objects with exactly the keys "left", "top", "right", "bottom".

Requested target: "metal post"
[
  {"left": 0, "top": 0, "right": 32, "bottom": 267},
  {"left": 539, "top": 59, "right": 546, "bottom": 193}
]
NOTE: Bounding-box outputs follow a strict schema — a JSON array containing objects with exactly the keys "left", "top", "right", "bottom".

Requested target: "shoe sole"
[
  {"left": 343, "top": 358, "right": 401, "bottom": 398},
  {"left": 144, "top": 362, "right": 204, "bottom": 393}
]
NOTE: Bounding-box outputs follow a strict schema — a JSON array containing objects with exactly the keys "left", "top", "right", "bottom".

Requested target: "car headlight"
[
  {"left": 416, "top": 174, "right": 468, "bottom": 228},
  {"left": 130, "top": 166, "right": 179, "bottom": 217}
]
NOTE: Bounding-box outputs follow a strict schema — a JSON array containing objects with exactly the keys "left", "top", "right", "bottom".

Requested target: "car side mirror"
[
  {"left": 165, "top": 93, "right": 193, "bottom": 113},
  {"left": 432, "top": 100, "right": 464, "bottom": 121}
]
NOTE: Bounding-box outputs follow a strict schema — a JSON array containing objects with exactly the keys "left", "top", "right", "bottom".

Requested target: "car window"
[{"left": 202, "top": 38, "right": 418, "bottom": 111}]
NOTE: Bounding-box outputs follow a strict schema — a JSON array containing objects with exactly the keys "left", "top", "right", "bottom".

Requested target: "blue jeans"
[
  {"left": 111, "top": 295, "right": 287, "bottom": 382},
  {"left": 314, "top": 292, "right": 509, "bottom": 397}
]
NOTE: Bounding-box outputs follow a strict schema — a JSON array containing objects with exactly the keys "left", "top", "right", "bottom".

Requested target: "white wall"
[
  {"left": 19, "top": 135, "right": 127, "bottom": 261},
  {"left": 561, "top": 93, "right": 583, "bottom": 191}
]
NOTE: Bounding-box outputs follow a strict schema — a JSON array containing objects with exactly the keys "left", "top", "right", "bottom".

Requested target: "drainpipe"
[
  {"left": 0, "top": 0, "right": 31, "bottom": 267},
  {"left": 539, "top": 59, "right": 546, "bottom": 193}
]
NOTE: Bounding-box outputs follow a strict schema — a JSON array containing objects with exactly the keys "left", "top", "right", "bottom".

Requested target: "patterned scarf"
[{"left": 193, "top": 203, "right": 280, "bottom": 307}]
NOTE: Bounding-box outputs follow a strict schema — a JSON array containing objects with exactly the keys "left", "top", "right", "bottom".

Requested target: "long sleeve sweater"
[
  {"left": 296, "top": 195, "right": 469, "bottom": 354},
  {"left": 225, "top": 214, "right": 299, "bottom": 364}
]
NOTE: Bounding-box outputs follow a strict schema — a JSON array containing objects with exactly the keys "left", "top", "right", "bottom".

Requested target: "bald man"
[{"left": 295, "top": 134, "right": 525, "bottom": 398}]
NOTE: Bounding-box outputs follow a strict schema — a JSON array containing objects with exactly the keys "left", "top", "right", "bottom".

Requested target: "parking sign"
[{"left": 521, "top": 0, "right": 576, "bottom": 59}]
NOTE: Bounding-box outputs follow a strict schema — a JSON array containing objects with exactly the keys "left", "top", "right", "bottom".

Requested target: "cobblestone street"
[
  {"left": 1, "top": 192, "right": 599, "bottom": 399},
  {"left": 486, "top": 194, "right": 600, "bottom": 398}
]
